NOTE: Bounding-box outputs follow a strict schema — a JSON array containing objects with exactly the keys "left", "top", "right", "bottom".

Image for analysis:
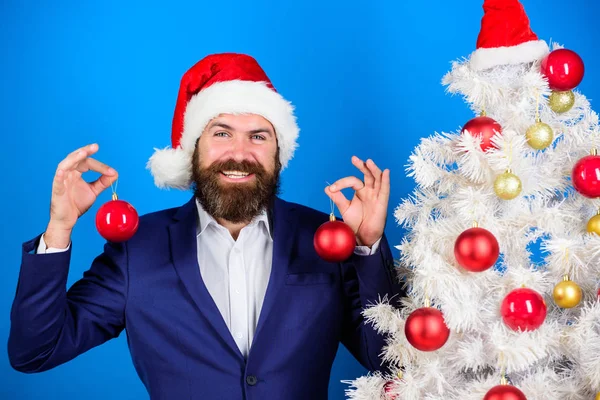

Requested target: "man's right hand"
[{"left": 44, "top": 143, "right": 118, "bottom": 249}]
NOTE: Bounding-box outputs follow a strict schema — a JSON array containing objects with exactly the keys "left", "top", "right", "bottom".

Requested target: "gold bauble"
[
  {"left": 494, "top": 170, "right": 522, "bottom": 200},
  {"left": 595, "top": 392, "right": 600, "bottom": 400},
  {"left": 526, "top": 120, "right": 554, "bottom": 150},
  {"left": 553, "top": 277, "right": 582, "bottom": 308},
  {"left": 549, "top": 90, "right": 575, "bottom": 113},
  {"left": 587, "top": 211, "right": 600, "bottom": 235}
]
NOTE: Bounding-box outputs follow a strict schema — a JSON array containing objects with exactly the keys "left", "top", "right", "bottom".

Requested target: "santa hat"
[
  {"left": 469, "top": 0, "right": 549, "bottom": 71},
  {"left": 148, "top": 53, "right": 299, "bottom": 189}
]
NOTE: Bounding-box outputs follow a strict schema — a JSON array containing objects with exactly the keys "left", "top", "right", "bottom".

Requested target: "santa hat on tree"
[
  {"left": 147, "top": 53, "right": 299, "bottom": 189},
  {"left": 469, "top": 0, "right": 550, "bottom": 71}
]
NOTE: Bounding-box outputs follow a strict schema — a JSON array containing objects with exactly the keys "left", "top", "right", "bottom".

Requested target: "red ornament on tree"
[
  {"left": 383, "top": 381, "right": 399, "bottom": 400},
  {"left": 405, "top": 307, "right": 450, "bottom": 351},
  {"left": 572, "top": 150, "right": 600, "bottom": 198},
  {"left": 501, "top": 287, "right": 547, "bottom": 331},
  {"left": 314, "top": 214, "right": 355, "bottom": 262},
  {"left": 540, "top": 48, "right": 585, "bottom": 91},
  {"left": 454, "top": 226, "right": 500, "bottom": 272},
  {"left": 483, "top": 384, "right": 527, "bottom": 400},
  {"left": 462, "top": 115, "right": 502, "bottom": 152},
  {"left": 96, "top": 193, "right": 139, "bottom": 242}
]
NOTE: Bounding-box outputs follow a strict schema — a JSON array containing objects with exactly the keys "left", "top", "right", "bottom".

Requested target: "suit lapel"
[
  {"left": 252, "top": 197, "right": 297, "bottom": 342},
  {"left": 168, "top": 197, "right": 244, "bottom": 361}
]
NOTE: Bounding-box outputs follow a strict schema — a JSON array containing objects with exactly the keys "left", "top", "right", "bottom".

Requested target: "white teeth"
[{"left": 223, "top": 170, "right": 249, "bottom": 179}]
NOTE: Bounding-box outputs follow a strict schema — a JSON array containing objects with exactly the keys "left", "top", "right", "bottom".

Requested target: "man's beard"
[{"left": 192, "top": 147, "right": 281, "bottom": 224}]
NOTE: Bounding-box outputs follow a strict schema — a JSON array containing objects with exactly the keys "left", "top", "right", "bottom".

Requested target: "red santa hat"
[
  {"left": 469, "top": 0, "right": 549, "bottom": 71},
  {"left": 148, "top": 53, "right": 299, "bottom": 189}
]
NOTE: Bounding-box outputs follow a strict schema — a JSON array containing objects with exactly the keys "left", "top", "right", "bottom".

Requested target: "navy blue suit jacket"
[{"left": 9, "top": 196, "right": 404, "bottom": 399}]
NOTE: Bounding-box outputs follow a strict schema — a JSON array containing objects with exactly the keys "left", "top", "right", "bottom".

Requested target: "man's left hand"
[{"left": 325, "top": 156, "right": 390, "bottom": 248}]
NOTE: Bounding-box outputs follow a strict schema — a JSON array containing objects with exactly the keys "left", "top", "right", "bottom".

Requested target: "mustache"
[{"left": 207, "top": 159, "right": 266, "bottom": 175}]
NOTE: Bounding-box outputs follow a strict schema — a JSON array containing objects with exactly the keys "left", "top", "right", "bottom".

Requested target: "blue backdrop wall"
[{"left": 1, "top": 0, "right": 598, "bottom": 398}]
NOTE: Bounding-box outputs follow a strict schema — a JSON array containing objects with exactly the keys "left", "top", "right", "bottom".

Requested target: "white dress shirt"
[
  {"left": 37, "top": 200, "right": 381, "bottom": 359},
  {"left": 194, "top": 199, "right": 272, "bottom": 358}
]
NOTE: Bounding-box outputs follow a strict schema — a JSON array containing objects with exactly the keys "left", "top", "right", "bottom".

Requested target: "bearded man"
[{"left": 8, "top": 53, "right": 404, "bottom": 400}]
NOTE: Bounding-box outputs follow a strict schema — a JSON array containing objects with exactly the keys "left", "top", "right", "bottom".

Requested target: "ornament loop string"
[
  {"left": 111, "top": 179, "right": 119, "bottom": 201},
  {"left": 535, "top": 90, "right": 541, "bottom": 121},
  {"left": 499, "top": 352, "right": 507, "bottom": 385},
  {"left": 325, "top": 181, "right": 336, "bottom": 218},
  {"left": 481, "top": 92, "right": 487, "bottom": 117},
  {"left": 563, "top": 247, "right": 570, "bottom": 278}
]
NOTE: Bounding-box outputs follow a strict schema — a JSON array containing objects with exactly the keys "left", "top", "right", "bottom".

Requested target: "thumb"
[
  {"left": 324, "top": 185, "right": 351, "bottom": 215},
  {"left": 90, "top": 172, "right": 118, "bottom": 197}
]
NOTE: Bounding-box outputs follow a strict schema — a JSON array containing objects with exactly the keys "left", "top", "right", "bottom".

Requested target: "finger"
[
  {"left": 366, "top": 159, "right": 383, "bottom": 192},
  {"left": 57, "top": 143, "right": 99, "bottom": 173},
  {"left": 324, "top": 185, "right": 351, "bottom": 215},
  {"left": 378, "top": 169, "right": 390, "bottom": 204},
  {"left": 352, "top": 156, "right": 375, "bottom": 189},
  {"left": 89, "top": 171, "right": 119, "bottom": 197},
  {"left": 76, "top": 157, "right": 117, "bottom": 176},
  {"left": 66, "top": 143, "right": 99, "bottom": 160},
  {"left": 328, "top": 176, "right": 364, "bottom": 192},
  {"left": 52, "top": 169, "right": 67, "bottom": 196}
]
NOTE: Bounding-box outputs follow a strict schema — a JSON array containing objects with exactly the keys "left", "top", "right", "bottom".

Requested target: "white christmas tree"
[{"left": 344, "top": 1, "right": 600, "bottom": 399}]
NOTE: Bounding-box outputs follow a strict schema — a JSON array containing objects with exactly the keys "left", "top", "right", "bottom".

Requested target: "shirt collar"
[{"left": 195, "top": 198, "right": 271, "bottom": 237}]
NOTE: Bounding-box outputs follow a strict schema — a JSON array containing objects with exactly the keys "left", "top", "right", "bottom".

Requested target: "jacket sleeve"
[
  {"left": 8, "top": 234, "right": 128, "bottom": 373},
  {"left": 339, "top": 233, "right": 404, "bottom": 372}
]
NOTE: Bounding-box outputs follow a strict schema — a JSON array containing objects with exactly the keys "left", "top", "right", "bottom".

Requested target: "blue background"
[{"left": 1, "top": 0, "right": 598, "bottom": 398}]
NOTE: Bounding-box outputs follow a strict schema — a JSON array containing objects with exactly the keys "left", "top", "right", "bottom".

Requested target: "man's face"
[{"left": 192, "top": 113, "right": 281, "bottom": 223}]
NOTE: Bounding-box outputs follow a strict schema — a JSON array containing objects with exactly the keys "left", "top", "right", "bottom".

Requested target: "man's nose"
[{"left": 228, "top": 137, "right": 252, "bottom": 162}]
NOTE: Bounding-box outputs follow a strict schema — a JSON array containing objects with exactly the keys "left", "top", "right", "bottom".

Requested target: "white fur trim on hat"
[
  {"left": 469, "top": 40, "right": 550, "bottom": 71},
  {"left": 147, "top": 147, "right": 192, "bottom": 190},
  {"left": 148, "top": 80, "right": 299, "bottom": 189}
]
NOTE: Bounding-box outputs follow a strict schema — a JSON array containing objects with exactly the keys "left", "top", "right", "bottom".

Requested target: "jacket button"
[{"left": 246, "top": 375, "right": 258, "bottom": 386}]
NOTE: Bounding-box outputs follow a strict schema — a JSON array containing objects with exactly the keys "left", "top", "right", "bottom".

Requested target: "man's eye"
[
  {"left": 252, "top": 134, "right": 266, "bottom": 140},
  {"left": 214, "top": 131, "right": 229, "bottom": 137}
]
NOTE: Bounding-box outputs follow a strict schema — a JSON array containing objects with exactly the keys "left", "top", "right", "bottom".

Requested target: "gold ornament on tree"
[
  {"left": 549, "top": 90, "right": 575, "bottom": 113},
  {"left": 587, "top": 209, "right": 600, "bottom": 235},
  {"left": 526, "top": 119, "right": 554, "bottom": 150},
  {"left": 553, "top": 250, "right": 582, "bottom": 309},
  {"left": 553, "top": 275, "right": 582, "bottom": 308},
  {"left": 494, "top": 169, "right": 522, "bottom": 200},
  {"left": 494, "top": 142, "right": 521, "bottom": 200},
  {"left": 527, "top": 93, "right": 554, "bottom": 150}
]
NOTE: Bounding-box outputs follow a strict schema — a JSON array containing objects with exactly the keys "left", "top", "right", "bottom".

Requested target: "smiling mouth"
[{"left": 221, "top": 170, "right": 253, "bottom": 179}]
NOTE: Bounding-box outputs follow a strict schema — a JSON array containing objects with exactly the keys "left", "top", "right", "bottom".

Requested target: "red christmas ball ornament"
[
  {"left": 96, "top": 193, "right": 139, "bottom": 242},
  {"left": 383, "top": 381, "right": 399, "bottom": 400},
  {"left": 483, "top": 384, "right": 527, "bottom": 400},
  {"left": 501, "top": 287, "right": 547, "bottom": 331},
  {"left": 571, "top": 150, "right": 600, "bottom": 198},
  {"left": 454, "top": 226, "right": 500, "bottom": 272},
  {"left": 541, "top": 48, "right": 585, "bottom": 91},
  {"left": 462, "top": 115, "right": 502, "bottom": 152},
  {"left": 405, "top": 307, "right": 450, "bottom": 351},
  {"left": 314, "top": 214, "right": 355, "bottom": 262}
]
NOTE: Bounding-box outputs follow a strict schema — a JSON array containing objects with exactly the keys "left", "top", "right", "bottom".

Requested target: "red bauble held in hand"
[
  {"left": 501, "top": 288, "right": 547, "bottom": 331},
  {"left": 540, "top": 48, "right": 585, "bottom": 91},
  {"left": 405, "top": 307, "right": 450, "bottom": 351},
  {"left": 572, "top": 150, "right": 600, "bottom": 198},
  {"left": 314, "top": 214, "right": 355, "bottom": 262},
  {"left": 96, "top": 193, "right": 139, "bottom": 242},
  {"left": 454, "top": 227, "right": 500, "bottom": 272},
  {"left": 462, "top": 116, "right": 502, "bottom": 152},
  {"left": 483, "top": 385, "right": 527, "bottom": 400}
]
